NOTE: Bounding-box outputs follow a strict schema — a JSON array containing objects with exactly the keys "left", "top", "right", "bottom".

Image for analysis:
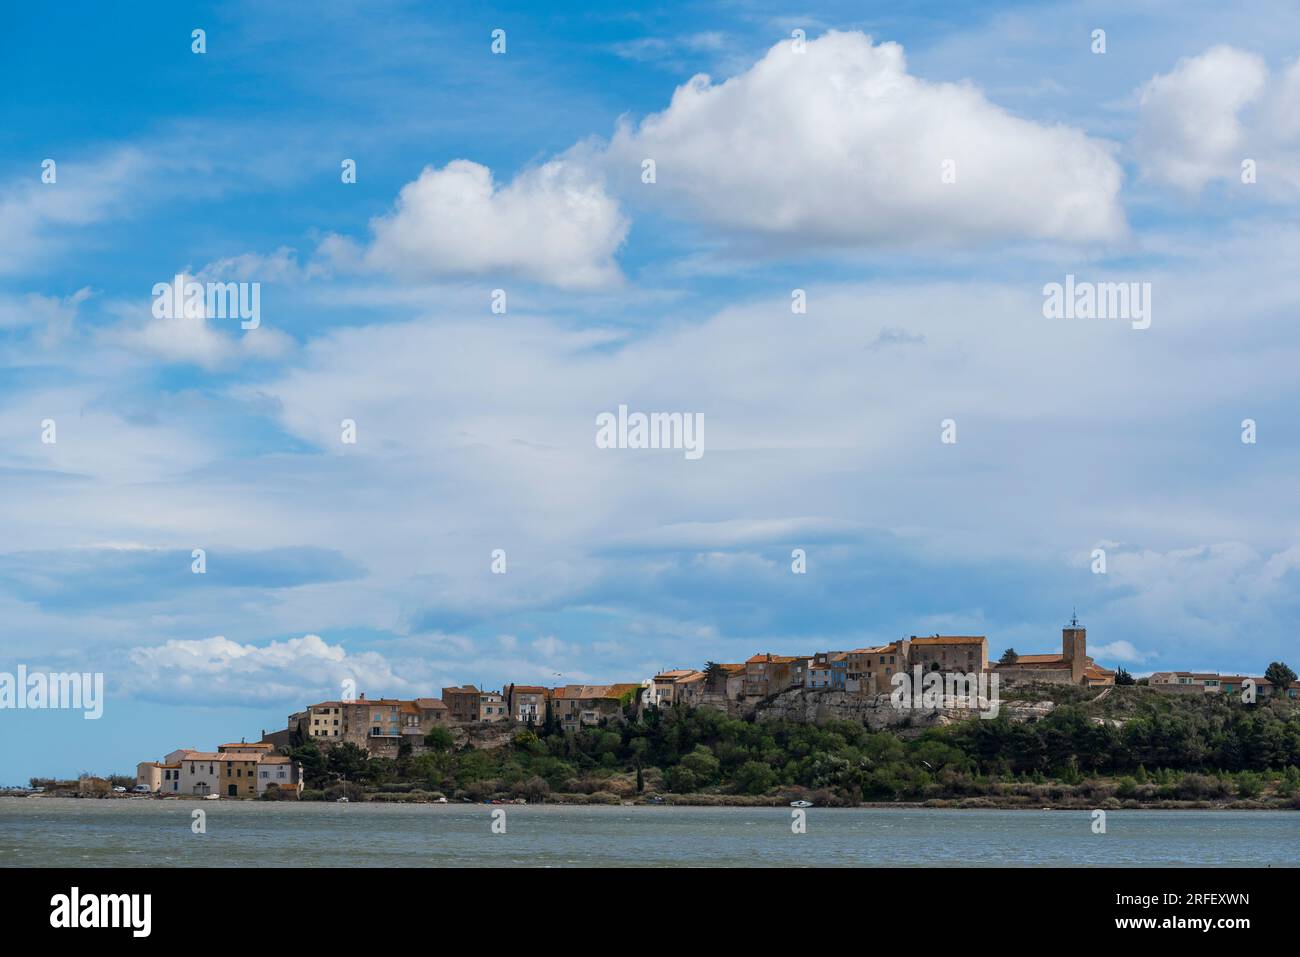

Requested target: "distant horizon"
[{"left": 4, "top": 1, "right": 1300, "bottom": 784}]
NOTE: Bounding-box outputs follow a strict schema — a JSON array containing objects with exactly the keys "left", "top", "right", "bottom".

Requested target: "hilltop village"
[{"left": 131, "top": 620, "right": 1300, "bottom": 800}]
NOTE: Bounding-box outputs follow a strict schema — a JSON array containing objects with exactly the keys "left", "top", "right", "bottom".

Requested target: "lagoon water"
[{"left": 0, "top": 798, "right": 1294, "bottom": 867}]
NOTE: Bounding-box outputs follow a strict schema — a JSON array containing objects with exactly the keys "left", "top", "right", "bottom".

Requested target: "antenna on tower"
[{"left": 1070, "top": 607, "right": 1079, "bottom": 627}]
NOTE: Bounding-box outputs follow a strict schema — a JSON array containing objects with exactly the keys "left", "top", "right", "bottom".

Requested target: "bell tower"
[{"left": 1063, "top": 610, "right": 1086, "bottom": 684}]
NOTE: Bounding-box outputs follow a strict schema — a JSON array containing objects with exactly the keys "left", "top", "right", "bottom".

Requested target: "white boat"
[
  {"left": 336, "top": 796, "right": 349, "bottom": 803},
  {"left": 789, "top": 800, "right": 813, "bottom": 808}
]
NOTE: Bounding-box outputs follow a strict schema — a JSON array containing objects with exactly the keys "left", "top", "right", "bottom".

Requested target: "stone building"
[
  {"left": 846, "top": 640, "right": 910, "bottom": 695},
  {"left": 478, "top": 689, "right": 508, "bottom": 721},
  {"left": 743, "top": 654, "right": 807, "bottom": 701},
  {"left": 415, "top": 698, "right": 449, "bottom": 725},
  {"left": 695, "top": 664, "right": 747, "bottom": 713},
  {"left": 303, "top": 702, "right": 344, "bottom": 741},
  {"left": 646, "top": 670, "right": 704, "bottom": 708},
  {"left": 505, "top": 684, "right": 549, "bottom": 725},
  {"left": 995, "top": 617, "right": 1114, "bottom": 687},
  {"left": 218, "top": 753, "right": 260, "bottom": 798},
  {"left": 551, "top": 684, "right": 640, "bottom": 730},
  {"left": 908, "top": 636, "right": 989, "bottom": 675},
  {"left": 442, "top": 685, "right": 482, "bottom": 722}
]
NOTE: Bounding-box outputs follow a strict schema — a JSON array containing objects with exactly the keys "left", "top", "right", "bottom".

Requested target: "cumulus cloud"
[
  {"left": 1136, "top": 46, "right": 1269, "bottom": 191},
  {"left": 606, "top": 30, "right": 1125, "bottom": 247},
  {"left": 343, "top": 158, "right": 628, "bottom": 289},
  {"left": 124, "top": 634, "right": 415, "bottom": 706},
  {"left": 1135, "top": 46, "right": 1300, "bottom": 195}
]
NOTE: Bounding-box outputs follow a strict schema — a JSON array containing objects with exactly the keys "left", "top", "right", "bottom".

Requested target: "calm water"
[{"left": 0, "top": 798, "right": 1294, "bottom": 867}]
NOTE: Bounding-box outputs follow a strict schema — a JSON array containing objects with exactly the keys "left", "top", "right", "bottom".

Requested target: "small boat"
[
  {"left": 336, "top": 796, "right": 349, "bottom": 803},
  {"left": 790, "top": 800, "right": 813, "bottom": 808}
]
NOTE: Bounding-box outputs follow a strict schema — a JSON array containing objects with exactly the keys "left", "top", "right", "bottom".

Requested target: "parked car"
[
  {"left": 112, "top": 786, "right": 127, "bottom": 793},
  {"left": 131, "top": 784, "right": 152, "bottom": 794}
]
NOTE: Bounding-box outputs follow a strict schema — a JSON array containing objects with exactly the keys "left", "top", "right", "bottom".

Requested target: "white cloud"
[
  {"left": 606, "top": 30, "right": 1125, "bottom": 247},
  {"left": 198, "top": 246, "right": 322, "bottom": 284},
  {"left": 122, "top": 310, "right": 291, "bottom": 369},
  {"left": 1136, "top": 46, "right": 1268, "bottom": 191},
  {"left": 124, "top": 634, "right": 415, "bottom": 706},
  {"left": 530, "top": 635, "right": 573, "bottom": 660},
  {"left": 114, "top": 273, "right": 294, "bottom": 370},
  {"left": 0, "top": 287, "right": 90, "bottom": 349},
  {"left": 351, "top": 158, "right": 628, "bottom": 289},
  {"left": 0, "top": 149, "right": 144, "bottom": 275},
  {"left": 610, "top": 31, "right": 731, "bottom": 69},
  {"left": 1089, "top": 640, "right": 1154, "bottom": 664}
]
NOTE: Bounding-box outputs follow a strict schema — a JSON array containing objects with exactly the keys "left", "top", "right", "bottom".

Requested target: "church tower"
[{"left": 1063, "top": 611, "right": 1086, "bottom": 684}]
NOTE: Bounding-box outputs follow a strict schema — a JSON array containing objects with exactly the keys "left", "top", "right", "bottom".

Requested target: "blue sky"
[{"left": 3, "top": 0, "right": 1300, "bottom": 782}]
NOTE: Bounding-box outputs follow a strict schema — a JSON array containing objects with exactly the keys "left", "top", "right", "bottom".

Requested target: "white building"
[
  {"left": 255, "top": 755, "right": 301, "bottom": 796},
  {"left": 179, "top": 752, "right": 222, "bottom": 796}
]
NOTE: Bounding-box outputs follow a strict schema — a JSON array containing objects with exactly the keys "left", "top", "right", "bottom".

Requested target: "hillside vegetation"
[{"left": 285, "top": 685, "right": 1300, "bottom": 808}]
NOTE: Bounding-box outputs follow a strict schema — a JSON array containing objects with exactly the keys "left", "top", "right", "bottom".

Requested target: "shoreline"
[{"left": 5, "top": 794, "right": 1296, "bottom": 811}]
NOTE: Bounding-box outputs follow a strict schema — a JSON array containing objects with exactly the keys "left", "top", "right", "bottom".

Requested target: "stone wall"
[
  {"left": 996, "top": 668, "right": 1075, "bottom": 687},
  {"left": 260, "top": 728, "right": 292, "bottom": 750},
  {"left": 751, "top": 688, "right": 1055, "bottom": 730}
]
